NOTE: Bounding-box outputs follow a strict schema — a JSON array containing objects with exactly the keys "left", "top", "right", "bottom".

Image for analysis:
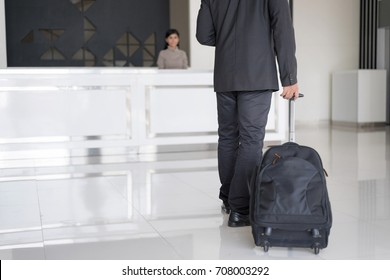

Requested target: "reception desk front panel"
[{"left": 0, "top": 68, "right": 287, "bottom": 159}]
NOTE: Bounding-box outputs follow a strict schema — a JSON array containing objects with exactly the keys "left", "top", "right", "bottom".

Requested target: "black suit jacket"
[{"left": 196, "top": 0, "right": 297, "bottom": 93}]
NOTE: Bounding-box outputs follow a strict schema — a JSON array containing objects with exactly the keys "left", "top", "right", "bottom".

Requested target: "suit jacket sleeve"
[
  {"left": 269, "top": 0, "right": 298, "bottom": 86},
  {"left": 196, "top": 0, "right": 216, "bottom": 46}
]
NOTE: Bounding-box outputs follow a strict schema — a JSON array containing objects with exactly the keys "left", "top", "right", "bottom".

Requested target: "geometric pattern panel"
[
  {"left": 101, "top": 32, "right": 157, "bottom": 67},
  {"left": 72, "top": 48, "right": 96, "bottom": 66},
  {"left": 71, "top": 0, "right": 96, "bottom": 13},
  {"left": 41, "top": 47, "right": 66, "bottom": 60},
  {"left": 39, "top": 29, "right": 65, "bottom": 42},
  {"left": 84, "top": 18, "right": 96, "bottom": 43},
  {"left": 5, "top": 0, "right": 169, "bottom": 67}
]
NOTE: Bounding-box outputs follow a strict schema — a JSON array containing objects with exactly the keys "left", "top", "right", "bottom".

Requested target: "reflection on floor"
[{"left": 0, "top": 124, "right": 389, "bottom": 260}]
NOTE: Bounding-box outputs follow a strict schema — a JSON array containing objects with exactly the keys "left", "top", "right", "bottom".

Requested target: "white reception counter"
[{"left": 0, "top": 68, "right": 287, "bottom": 159}]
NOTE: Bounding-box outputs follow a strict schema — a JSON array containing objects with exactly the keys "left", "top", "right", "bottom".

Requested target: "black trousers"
[{"left": 216, "top": 90, "right": 272, "bottom": 214}]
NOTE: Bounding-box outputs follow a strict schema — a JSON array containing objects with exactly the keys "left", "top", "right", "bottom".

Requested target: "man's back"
[{"left": 196, "top": 0, "right": 297, "bottom": 93}]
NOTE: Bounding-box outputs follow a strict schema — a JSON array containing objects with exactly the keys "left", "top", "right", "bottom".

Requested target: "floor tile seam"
[
  {"left": 330, "top": 208, "right": 368, "bottom": 222},
  {"left": 130, "top": 207, "right": 184, "bottom": 259},
  {"left": 172, "top": 177, "right": 219, "bottom": 200},
  {"left": 169, "top": 170, "right": 220, "bottom": 202},
  {"left": 33, "top": 178, "right": 48, "bottom": 260},
  {"left": 332, "top": 211, "right": 390, "bottom": 229},
  {"left": 90, "top": 164, "right": 132, "bottom": 203}
]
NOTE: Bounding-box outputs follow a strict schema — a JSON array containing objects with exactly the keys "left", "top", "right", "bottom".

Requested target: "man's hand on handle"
[{"left": 281, "top": 83, "right": 300, "bottom": 100}]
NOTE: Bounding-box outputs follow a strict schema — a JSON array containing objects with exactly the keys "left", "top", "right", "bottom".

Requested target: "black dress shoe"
[
  {"left": 228, "top": 211, "right": 250, "bottom": 227},
  {"left": 221, "top": 201, "right": 231, "bottom": 214}
]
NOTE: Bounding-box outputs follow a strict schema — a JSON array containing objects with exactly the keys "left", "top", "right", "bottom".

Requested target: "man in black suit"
[{"left": 196, "top": 0, "right": 299, "bottom": 227}]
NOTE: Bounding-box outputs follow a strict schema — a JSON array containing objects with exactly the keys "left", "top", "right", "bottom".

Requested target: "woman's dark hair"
[{"left": 164, "top": 29, "right": 180, "bottom": 49}]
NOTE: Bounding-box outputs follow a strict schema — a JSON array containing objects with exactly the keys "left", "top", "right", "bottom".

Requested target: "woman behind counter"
[{"left": 157, "top": 29, "right": 188, "bottom": 69}]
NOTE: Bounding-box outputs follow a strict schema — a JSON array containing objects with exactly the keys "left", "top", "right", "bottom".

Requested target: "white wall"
[
  {"left": 188, "top": 0, "right": 360, "bottom": 123},
  {"left": 294, "top": 0, "right": 360, "bottom": 123},
  {"left": 189, "top": 0, "right": 214, "bottom": 69},
  {"left": 0, "top": 0, "right": 6, "bottom": 68}
]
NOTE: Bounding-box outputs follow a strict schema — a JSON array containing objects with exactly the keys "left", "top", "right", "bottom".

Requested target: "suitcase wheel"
[
  {"left": 312, "top": 243, "right": 321, "bottom": 255},
  {"left": 262, "top": 241, "right": 270, "bottom": 253}
]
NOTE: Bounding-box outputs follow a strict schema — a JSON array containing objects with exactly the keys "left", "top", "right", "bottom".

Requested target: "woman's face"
[{"left": 166, "top": 33, "right": 180, "bottom": 48}]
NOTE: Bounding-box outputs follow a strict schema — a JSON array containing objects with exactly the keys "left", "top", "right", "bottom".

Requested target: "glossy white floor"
[{"left": 0, "top": 124, "right": 389, "bottom": 260}]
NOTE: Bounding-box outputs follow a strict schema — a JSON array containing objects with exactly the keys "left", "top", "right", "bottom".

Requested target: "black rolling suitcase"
[{"left": 249, "top": 95, "right": 332, "bottom": 254}]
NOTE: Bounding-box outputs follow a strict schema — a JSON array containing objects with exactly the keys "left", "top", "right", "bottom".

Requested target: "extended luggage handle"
[{"left": 288, "top": 93, "right": 304, "bottom": 143}]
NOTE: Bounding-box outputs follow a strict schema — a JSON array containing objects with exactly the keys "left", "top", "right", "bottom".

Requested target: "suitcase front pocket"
[{"left": 258, "top": 157, "right": 326, "bottom": 223}]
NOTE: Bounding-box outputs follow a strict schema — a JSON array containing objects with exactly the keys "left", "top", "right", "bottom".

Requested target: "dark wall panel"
[
  {"left": 359, "top": 0, "right": 378, "bottom": 69},
  {"left": 5, "top": 0, "right": 170, "bottom": 67},
  {"left": 379, "top": 0, "right": 390, "bottom": 28}
]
